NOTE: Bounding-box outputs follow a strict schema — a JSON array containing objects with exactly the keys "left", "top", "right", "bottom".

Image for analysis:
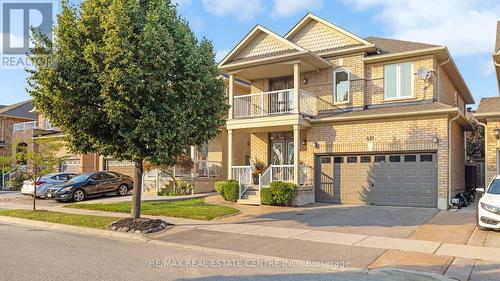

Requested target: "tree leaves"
[{"left": 27, "top": 0, "right": 228, "bottom": 167}]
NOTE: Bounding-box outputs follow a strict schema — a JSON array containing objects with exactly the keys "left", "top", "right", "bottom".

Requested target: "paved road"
[{"left": 0, "top": 223, "right": 453, "bottom": 281}]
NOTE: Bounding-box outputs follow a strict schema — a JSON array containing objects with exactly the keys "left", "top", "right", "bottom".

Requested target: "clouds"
[
  {"left": 271, "top": 0, "right": 323, "bottom": 18},
  {"left": 202, "top": 0, "right": 264, "bottom": 22},
  {"left": 344, "top": 0, "right": 500, "bottom": 57}
]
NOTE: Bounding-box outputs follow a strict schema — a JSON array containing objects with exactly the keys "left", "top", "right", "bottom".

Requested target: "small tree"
[
  {"left": 0, "top": 155, "right": 12, "bottom": 188},
  {"left": 16, "top": 139, "right": 64, "bottom": 210},
  {"left": 27, "top": 0, "right": 228, "bottom": 218},
  {"left": 467, "top": 119, "right": 485, "bottom": 161}
]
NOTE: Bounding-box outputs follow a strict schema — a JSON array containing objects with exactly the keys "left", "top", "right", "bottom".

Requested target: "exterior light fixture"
[
  {"left": 303, "top": 78, "right": 308, "bottom": 85},
  {"left": 494, "top": 128, "right": 500, "bottom": 140},
  {"left": 432, "top": 137, "right": 438, "bottom": 144},
  {"left": 302, "top": 139, "right": 307, "bottom": 146}
]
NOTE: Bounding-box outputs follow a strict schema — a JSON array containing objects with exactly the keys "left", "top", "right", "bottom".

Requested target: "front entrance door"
[{"left": 271, "top": 135, "right": 294, "bottom": 181}]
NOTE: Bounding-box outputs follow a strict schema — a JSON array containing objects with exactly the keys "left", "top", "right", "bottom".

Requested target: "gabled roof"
[
  {"left": 219, "top": 25, "right": 306, "bottom": 67},
  {"left": 476, "top": 97, "right": 500, "bottom": 119},
  {"left": 0, "top": 99, "right": 37, "bottom": 120},
  {"left": 366, "top": 37, "right": 440, "bottom": 55},
  {"left": 284, "top": 13, "right": 373, "bottom": 54}
]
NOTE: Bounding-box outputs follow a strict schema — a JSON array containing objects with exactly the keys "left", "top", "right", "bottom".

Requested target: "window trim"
[
  {"left": 383, "top": 62, "right": 414, "bottom": 100},
  {"left": 333, "top": 68, "right": 350, "bottom": 104}
]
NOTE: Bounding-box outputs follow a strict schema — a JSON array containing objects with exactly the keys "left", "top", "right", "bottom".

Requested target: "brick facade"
[{"left": 485, "top": 119, "right": 500, "bottom": 184}]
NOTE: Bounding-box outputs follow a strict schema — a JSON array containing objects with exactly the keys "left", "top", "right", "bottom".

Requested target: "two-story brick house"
[
  {"left": 0, "top": 100, "right": 38, "bottom": 159},
  {"left": 475, "top": 21, "right": 500, "bottom": 186},
  {"left": 220, "top": 14, "right": 474, "bottom": 210}
]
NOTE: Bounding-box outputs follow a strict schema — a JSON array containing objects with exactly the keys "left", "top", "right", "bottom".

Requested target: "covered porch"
[{"left": 227, "top": 126, "right": 314, "bottom": 205}]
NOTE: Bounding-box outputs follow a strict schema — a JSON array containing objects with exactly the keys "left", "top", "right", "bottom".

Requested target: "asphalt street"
[{"left": 0, "top": 222, "right": 454, "bottom": 281}]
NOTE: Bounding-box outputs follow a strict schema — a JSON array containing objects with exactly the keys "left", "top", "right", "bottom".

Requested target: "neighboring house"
[
  {"left": 0, "top": 100, "right": 38, "bottom": 159},
  {"left": 219, "top": 13, "right": 474, "bottom": 209},
  {"left": 475, "top": 21, "right": 500, "bottom": 185}
]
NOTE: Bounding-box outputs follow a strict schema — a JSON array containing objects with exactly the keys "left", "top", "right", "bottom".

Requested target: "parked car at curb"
[
  {"left": 477, "top": 175, "right": 500, "bottom": 230},
  {"left": 20, "top": 173, "right": 77, "bottom": 198},
  {"left": 45, "top": 171, "right": 133, "bottom": 202}
]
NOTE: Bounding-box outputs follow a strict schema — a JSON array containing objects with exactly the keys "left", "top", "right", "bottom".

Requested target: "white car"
[
  {"left": 477, "top": 175, "right": 500, "bottom": 230},
  {"left": 21, "top": 172, "right": 77, "bottom": 198}
]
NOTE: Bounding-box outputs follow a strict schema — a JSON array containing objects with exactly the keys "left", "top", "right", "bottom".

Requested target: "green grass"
[
  {"left": 64, "top": 198, "right": 239, "bottom": 220},
  {"left": 0, "top": 209, "right": 118, "bottom": 229}
]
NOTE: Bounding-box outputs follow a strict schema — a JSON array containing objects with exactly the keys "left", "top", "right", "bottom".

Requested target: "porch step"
[{"left": 237, "top": 198, "right": 261, "bottom": 205}]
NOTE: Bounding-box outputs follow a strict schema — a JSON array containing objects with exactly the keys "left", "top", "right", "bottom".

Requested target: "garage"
[
  {"left": 104, "top": 159, "right": 135, "bottom": 178},
  {"left": 61, "top": 159, "right": 81, "bottom": 174},
  {"left": 315, "top": 153, "right": 437, "bottom": 208}
]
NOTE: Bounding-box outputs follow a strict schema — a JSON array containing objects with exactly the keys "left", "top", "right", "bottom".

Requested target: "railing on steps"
[
  {"left": 1, "top": 169, "right": 16, "bottom": 189},
  {"left": 259, "top": 164, "right": 313, "bottom": 189},
  {"left": 238, "top": 166, "right": 252, "bottom": 199}
]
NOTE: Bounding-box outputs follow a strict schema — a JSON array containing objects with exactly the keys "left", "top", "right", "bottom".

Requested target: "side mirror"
[{"left": 476, "top": 188, "right": 485, "bottom": 193}]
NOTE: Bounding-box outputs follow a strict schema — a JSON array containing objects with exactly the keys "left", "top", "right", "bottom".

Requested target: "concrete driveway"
[{"left": 218, "top": 202, "right": 439, "bottom": 238}]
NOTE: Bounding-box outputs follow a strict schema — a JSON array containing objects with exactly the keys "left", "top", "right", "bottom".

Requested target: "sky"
[{"left": 1, "top": 0, "right": 499, "bottom": 107}]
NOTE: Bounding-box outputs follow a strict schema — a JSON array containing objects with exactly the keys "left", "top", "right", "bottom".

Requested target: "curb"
[{"left": 0, "top": 216, "right": 150, "bottom": 243}]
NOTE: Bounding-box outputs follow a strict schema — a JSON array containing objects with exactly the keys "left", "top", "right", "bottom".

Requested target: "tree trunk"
[
  {"left": 32, "top": 175, "right": 36, "bottom": 211},
  {"left": 131, "top": 160, "right": 143, "bottom": 219}
]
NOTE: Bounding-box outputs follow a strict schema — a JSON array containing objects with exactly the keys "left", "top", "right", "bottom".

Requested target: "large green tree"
[{"left": 27, "top": 0, "right": 228, "bottom": 218}]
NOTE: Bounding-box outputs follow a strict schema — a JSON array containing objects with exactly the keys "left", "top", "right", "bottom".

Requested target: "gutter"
[
  {"left": 310, "top": 108, "right": 459, "bottom": 124},
  {"left": 448, "top": 113, "right": 461, "bottom": 208}
]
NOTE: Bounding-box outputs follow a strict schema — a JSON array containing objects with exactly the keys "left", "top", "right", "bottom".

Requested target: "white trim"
[
  {"left": 383, "top": 62, "right": 414, "bottom": 100},
  {"left": 333, "top": 68, "right": 350, "bottom": 104}
]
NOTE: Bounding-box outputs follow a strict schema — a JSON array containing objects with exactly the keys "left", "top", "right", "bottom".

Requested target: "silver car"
[{"left": 21, "top": 172, "right": 77, "bottom": 198}]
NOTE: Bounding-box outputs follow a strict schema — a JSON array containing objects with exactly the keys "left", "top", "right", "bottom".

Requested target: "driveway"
[{"left": 217, "top": 202, "right": 439, "bottom": 238}]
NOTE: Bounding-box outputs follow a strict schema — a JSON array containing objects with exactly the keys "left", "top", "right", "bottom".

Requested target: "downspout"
[{"left": 448, "top": 111, "right": 460, "bottom": 208}]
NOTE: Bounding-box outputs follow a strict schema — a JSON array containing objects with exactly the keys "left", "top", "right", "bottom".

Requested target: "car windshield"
[
  {"left": 69, "top": 173, "right": 92, "bottom": 183},
  {"left": 487, "top": 179, "right": 500, "bottom": 195}
]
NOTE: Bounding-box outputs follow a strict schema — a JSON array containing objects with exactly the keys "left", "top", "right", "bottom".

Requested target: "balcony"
[
  {"left": 13, "top": 121, "right": 60, "bottom": 132},
  {"left": 233, "top": 89, "right": 317, "bottom": 119}
]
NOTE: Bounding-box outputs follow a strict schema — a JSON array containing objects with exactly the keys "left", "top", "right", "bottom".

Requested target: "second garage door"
[{"left": 315, "top": 153, "right": 437, "bottom": 208}]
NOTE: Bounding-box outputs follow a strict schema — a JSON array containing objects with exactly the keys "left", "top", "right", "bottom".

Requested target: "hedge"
[
  {"left": 260, "top": 181, "right": 297, "bottom": 206},
  {"left": 215, "top": 180, "right": 239, "bottom": 202}
]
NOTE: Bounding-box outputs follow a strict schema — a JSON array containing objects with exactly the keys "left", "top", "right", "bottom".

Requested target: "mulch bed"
[{"left": 106, "top": 218, "right": 171, "bottom": 234}]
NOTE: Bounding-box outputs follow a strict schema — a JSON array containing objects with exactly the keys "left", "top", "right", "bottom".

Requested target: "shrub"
[
  {"left": 214, "top": 180, "right": 226, "bottom": 198},
  {"left": 260, "top": 181, "right": 297, "bottom": 206},
  {"left": 214, "top": 180, "right": 238, "bottom": 202},
  {"left": 260, "top": 187, "right": 273, "bottom": 205},
  {"left": 222, "top": 180, "right": 239, "bottom": 202},
  {"left": 157, "top": 181, "right": 193, "bottom": 196},
  {"left": 7, "top": 172, "right": 30, "bottom": 191}
]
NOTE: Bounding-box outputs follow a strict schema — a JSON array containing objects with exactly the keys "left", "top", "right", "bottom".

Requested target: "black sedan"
[{"left": 45, "top": 171, "right": 133, "bottom": 202}]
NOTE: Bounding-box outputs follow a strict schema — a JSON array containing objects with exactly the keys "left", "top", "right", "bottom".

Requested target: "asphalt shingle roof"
[
  {"left": 365, "top": 37, "right": 440, "bottom": 55},
  {"left": 476, "top": 97, "right": 500, "bottom": 116},
  {"left": 0, "top": 100, "right": 37, "bottom": 120}
]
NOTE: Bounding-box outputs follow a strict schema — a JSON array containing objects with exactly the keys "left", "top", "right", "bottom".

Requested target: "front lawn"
[
  {"left": 0, "top": 209, "right": 118, "bottom": 229},
  {"left": 65, "top": 198, "right": 238, "bottom": 220}
]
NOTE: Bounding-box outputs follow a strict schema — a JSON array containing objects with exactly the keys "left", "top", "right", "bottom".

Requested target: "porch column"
[
  {"left": 228, "top": 74, "right": 234, "bottom": 120},
  {"left": 293, "top": 62, "right": 300, "bottom": 113},
  {"left": 293, "top": 124, "right": 300, "bottom": 185},
  {"left": 227, "top": 129, "right": 233, "bottom": 180}
]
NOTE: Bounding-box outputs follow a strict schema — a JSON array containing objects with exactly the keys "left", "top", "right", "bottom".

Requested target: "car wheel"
[
  {"left": 72, "top": 189, "right": 86, "bottom": 202},
  {"left": 117, "top": 184, "right": 129, "bottom": 196}
]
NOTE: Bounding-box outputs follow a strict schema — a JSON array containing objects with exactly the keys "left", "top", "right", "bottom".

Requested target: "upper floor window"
[
  {"left": 384, "top": 62, "right": 413, "bottom": 99},
  {"left": 333, "top": 68, "right": 349, "bottom": 103}
]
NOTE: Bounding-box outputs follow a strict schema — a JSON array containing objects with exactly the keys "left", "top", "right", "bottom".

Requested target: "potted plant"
[{"left": 252, "top": 158, "right": 266, "bottom": 184}]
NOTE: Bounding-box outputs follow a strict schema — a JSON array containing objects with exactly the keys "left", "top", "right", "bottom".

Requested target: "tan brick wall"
[
  {"left": 450, "top": 121, "right": 465, "bottom": 194},
  {"left": 1, "top": 117, "right": 34, "bottom": 159},
  {"left": 303, "top": 115, "right": 451, "bottom": 208},
  {"left": 365, "top": 56, "right": 435, "bottom": 105},
  {"left": 485, "top": 119, "right": 500, "bottom": 184},
  {"left": 250, "top": 132, "right": 269, "bottom": 166}
]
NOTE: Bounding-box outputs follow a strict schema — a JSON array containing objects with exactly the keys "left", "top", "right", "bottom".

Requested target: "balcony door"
[{"left": 269, "top": 77, "right": 294, "bottom": 114}]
